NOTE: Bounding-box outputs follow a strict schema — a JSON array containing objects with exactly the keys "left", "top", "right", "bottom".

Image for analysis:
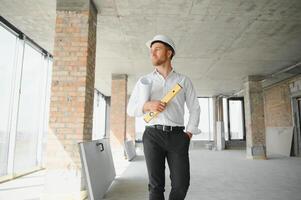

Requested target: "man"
[{"left": 127, "top": 35, "right": 200, "bottom": 200}]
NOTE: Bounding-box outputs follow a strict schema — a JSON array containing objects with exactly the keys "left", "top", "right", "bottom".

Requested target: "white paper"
[{"left": 138, "top": 77, "right": 152, "bottom": 105}]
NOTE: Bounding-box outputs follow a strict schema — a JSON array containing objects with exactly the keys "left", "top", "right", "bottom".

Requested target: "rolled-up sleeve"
[
  {"left": 127, "top": 77, "right": 152, "bottom": 117},
  {"left": 184, "top": 78, "right": 201, "bottom": 135}
]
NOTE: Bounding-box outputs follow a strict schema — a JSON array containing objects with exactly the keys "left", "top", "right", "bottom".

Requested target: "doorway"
[
  {"left": 226, "top": 97, "right": 246, "bottom": 149},
  {"left": 227, "top": 97, "right": 246, "bottom": 140}
]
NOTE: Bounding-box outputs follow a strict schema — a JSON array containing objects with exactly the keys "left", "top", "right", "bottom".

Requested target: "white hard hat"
[{"left": 146, "top": 35, "right": 176, "bottom": 56}]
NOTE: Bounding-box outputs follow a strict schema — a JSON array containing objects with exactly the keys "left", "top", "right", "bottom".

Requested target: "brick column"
[
  {"left": 126, "top": 95, "right": 136, "bottom": 142},
  {"left": 244, "top": 76, "right": 267, "bottom": 160},
  {"left": 110, "top": 74, "right": 128, "bottom": 148},
  {"left": 47, "top": 0, "right": 97, "bottom": 198}
]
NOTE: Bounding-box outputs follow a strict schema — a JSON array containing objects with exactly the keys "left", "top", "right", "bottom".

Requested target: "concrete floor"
[
  {"left": 0, "top": 170, "right": 44, "bottom": 200},
  {"left": 1, "top": 149, "right": 301, "bottom": 200},
  {"left": 104, "top": 149, "right": 301, "bottom": 200}
]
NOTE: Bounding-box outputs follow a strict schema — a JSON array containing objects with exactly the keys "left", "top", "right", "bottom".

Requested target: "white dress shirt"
[{"left": 127, "top": 68, "right": 201, "bottom": 135}]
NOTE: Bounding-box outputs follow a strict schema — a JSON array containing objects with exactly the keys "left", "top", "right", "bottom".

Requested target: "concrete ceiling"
[{"left": 1, "top": 0, "right": 301, "bottom": 96}]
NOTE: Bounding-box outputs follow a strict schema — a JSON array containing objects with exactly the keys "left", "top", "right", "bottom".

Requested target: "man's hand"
[
  {"left": 186, "top": 132, "right": 193, "bottom": 139},
  {"left": 143, "top": 101, "right": 166, "bottom": 113}
]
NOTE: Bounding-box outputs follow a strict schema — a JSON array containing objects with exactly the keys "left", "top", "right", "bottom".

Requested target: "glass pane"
[
  {"left": 41, "top": 59, "right": 52, "bottom": 166},
  {"left": 0, "top": 26, "right": 18, "bottom": 176},
  {"left": 37, "top": 58, "right": 53, "bottom": 166},
  {"left": 229, "top": 100, "right": 244, "bottom": 140},
  {"left": 13, "top": 43, "right": 46, "bottom": 173},
  {"left": 184, "top": 98, "right": 213, "bottom": 140},
  {"left": 105, "top": 102, "right": 111, "bottom": 138},
  {"left": 92, "top": 90, "right": 107, "bottom": 140},
  {"left": 208, "top": 98, "right": 214, "bottom": 140},
  {"left": 199, "top": 98, "right": 210, "bottom": 140}
]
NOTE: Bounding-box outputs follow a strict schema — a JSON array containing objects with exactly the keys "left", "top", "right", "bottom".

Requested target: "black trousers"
[{"left": 143, "top": 127, "right": 190, "bottom": 200}]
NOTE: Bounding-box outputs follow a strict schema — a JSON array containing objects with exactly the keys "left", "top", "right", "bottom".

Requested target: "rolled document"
[{"left": 138, "top": 77, "right": 152, "bottom": 110}]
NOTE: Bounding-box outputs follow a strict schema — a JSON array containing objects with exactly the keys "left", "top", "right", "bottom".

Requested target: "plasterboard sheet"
[
  {"left": 124, "top": 140, "right": 136, "bottom": 161},
  {"left": 79, "top": 139, "right": 116, "bottom": 200},
  {"left": 266, "top": 127, "right": 294, "bottom": 157}
]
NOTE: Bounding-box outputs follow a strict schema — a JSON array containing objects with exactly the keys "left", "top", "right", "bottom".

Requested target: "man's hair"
[{"left": 151, "top": 41, "right": 175, "bottom": 60}]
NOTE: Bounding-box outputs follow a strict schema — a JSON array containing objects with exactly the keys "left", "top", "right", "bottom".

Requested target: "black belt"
[{"left": 147, "top": 125, "right": 185, "bottom": 132}]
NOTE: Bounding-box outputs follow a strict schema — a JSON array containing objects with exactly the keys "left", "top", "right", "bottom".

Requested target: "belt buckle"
[{"left": 163, "top": 125, "right": 172, "bottom": 132}]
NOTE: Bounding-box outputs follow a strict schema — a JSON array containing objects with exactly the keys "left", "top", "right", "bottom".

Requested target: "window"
[
  {"left": 13, "top": 43, "right": 50, "bottom": 173},
  {"left": 92, "top": 89, "right": 107, "bottom": 140},
  {"left": 0, "top": 25, "right": 18, "bottom": 176},
  {"left": 184, "top": 98, "right": 214, "bottom": 140},
  {"left": 0, "top": 18, "right": 52, "bottom": 178},
  {"left": 228, "top": 98, "right": 245, "bottom": 140}
]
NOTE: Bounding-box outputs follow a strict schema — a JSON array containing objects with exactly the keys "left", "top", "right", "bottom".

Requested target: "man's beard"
[{"left": 152, "top": 57, "right": 166, "bottom": 66}]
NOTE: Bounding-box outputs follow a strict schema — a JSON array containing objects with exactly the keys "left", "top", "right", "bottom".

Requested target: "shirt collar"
[{"left": 152, "top": 67, "right": 176, "bottom": 78}]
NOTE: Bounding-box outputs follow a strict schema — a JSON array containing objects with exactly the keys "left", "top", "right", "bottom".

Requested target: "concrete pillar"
[
  {"left": 126, "top": 96, "right": 136, "bottom": 142},
  {"left": 216, "top": 96, "right": 224, "bottom": 121},
  {"left": 110, "top": 74, "right": 128, "bottom": 148},
  {"left": 212, "top": 97, "right": 217, "bottom": 146},
  {"left": 244, "top": 76, "right": 267, "bottom": 160},
  {"left": 47, "top": 0, "right": 97, "bottom": 198},
  {"left": 216, "top": 96, "right": 225, "bottom": 150}
]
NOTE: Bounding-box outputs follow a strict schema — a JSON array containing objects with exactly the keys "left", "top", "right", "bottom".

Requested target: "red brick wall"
[
  {"left": 244, "top": 79, "right": 266, "bottom": 159},
  {"left": 48, "top": 4, "right": 97, "bottom": 169},
  {"left": 264, "top": 81, "right": 293, "bottom": 127}
]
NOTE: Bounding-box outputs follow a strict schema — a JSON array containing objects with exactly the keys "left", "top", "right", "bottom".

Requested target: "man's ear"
[{"left": 167, "top": 49, "right": 172, "bottom": 59}]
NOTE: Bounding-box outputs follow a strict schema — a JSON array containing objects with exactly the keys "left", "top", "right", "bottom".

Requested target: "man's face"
[{"left": 150, "top": 42, "right": 171, "bottom": 66}]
